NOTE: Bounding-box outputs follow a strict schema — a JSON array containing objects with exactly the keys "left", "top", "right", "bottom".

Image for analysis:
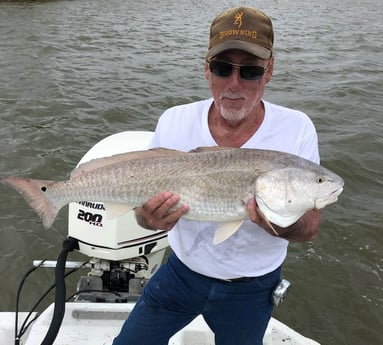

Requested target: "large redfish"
[{"left": 0, "top": 147, "right": 344, "bottom": 243}]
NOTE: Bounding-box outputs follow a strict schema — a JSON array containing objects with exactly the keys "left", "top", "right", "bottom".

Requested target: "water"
[{"left": 0, "top": 0, "right": 382, "bottom": 344}]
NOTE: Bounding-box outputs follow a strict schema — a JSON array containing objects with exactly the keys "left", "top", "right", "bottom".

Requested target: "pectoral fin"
[
  {"left": 213, "top": 221, "right": 243, "bottom": 245},
  {"left": 105, "top": 203, "right": 132, "bottom": 220},
  {"left": 255, "top": 201, "right": 279, "bottom": 236}
]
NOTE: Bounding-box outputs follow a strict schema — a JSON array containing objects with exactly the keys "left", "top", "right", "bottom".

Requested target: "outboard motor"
[{"left": 67, "top": 131, "right": 168, "bottom": 301}]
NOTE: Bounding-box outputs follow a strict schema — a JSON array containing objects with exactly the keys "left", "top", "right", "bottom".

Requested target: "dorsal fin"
[
  {"left": 71, "top": 147, "right": 184, "bottom": 178},
  {"left": 189, "top": 146, "right": 234, "bottom": 153}
]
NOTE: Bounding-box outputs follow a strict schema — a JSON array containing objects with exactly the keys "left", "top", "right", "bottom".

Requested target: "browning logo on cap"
[
  {"left": 219, "top": 10, "right": 258, "bottom": 41},
  {"left": 206, "top": 7, "right": 274, "bottom": 60},
  {"left": 234, "top": 11, "right": 244, "bottom": 28}
]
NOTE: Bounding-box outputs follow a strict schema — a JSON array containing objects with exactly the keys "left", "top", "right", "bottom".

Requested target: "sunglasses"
[{"left": 208, "top": 60, "right": 267, "bottom": 81}]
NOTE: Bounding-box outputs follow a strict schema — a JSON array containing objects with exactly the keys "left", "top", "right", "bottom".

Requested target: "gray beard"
[{"left": 220, "top": 107, "right": 247, "bottom": 123}]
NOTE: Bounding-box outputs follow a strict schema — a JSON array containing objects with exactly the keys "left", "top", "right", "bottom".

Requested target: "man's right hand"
[{"left": 135, "top": 192, "right": 189, "bottom": 231}]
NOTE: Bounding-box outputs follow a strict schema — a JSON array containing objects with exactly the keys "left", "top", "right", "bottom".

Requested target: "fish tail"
[{"left": 0, "top": 176, "right": 62, "bottom": 228}]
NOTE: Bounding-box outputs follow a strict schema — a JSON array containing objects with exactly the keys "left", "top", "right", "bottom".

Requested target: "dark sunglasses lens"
[
  {"left": 209, "top": 60, "right": 232, "bottom": 77},
  {"left": 209, "top": 60, "right": 265, "bottom": 80},
  {"left": 240, "top": 66, "right": 265, "bottom": 80}
]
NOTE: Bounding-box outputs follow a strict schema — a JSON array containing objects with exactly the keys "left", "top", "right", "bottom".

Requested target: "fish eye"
[{"left": 316, "top": 176, "right": 325, "bottom": 184}]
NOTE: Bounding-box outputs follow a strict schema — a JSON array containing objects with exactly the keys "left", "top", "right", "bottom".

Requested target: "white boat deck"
[{"left": 1, "top": 302, "right": 320, "bottom": 345}]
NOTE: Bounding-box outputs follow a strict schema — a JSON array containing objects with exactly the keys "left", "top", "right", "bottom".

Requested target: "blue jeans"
[{"left": 113, "top": 253, "right": 281, "bottom": 345}]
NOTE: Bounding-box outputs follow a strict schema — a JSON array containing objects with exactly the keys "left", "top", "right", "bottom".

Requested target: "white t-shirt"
[{"left": 151, "top": 98, "right": 319, "bottom": 279}]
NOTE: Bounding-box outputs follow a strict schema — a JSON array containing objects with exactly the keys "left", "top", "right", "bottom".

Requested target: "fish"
[{"left": 0, "top": 147, "right": 344, "bottom": 244}]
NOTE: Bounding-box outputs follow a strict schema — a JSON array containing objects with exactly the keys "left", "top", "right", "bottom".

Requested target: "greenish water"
[{"left": 0, "top": 0, "right": 382, "bottom": 344}]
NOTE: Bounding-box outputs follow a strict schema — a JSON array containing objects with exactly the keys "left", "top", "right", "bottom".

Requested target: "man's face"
[{"left": 205, "top": 49, "right": 274, "bottom": 123}]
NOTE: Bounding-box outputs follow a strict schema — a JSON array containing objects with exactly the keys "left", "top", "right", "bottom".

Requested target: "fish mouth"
[{"left": 315, "top": 187, "right": 344, "bottom": 209}]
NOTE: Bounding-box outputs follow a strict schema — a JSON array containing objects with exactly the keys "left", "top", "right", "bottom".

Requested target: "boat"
[{"left": 0, "top": 131, "right": 320, "bottom": 345}]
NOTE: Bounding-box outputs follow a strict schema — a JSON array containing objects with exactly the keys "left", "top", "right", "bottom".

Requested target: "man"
[{"left": 113, "top": 6, "right": 321, "bottom": 345}]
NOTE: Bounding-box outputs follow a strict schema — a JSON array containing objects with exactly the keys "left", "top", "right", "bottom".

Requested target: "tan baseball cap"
[{"left": 206, "top": 7, "right": 274, "bottom": 60}]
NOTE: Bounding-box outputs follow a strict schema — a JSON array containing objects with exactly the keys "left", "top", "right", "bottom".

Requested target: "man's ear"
[{"left": 205, "top": 62, "right": 210, "bottom": 80}]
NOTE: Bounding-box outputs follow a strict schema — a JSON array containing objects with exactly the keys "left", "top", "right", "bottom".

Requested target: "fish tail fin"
[{"left": 0, "top": 176, "right": 62, "bottom": 228}]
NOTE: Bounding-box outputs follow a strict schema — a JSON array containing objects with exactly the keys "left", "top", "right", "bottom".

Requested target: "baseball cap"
[{"left": 206, "top": 7, "right": 274, "bottom": 60}]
